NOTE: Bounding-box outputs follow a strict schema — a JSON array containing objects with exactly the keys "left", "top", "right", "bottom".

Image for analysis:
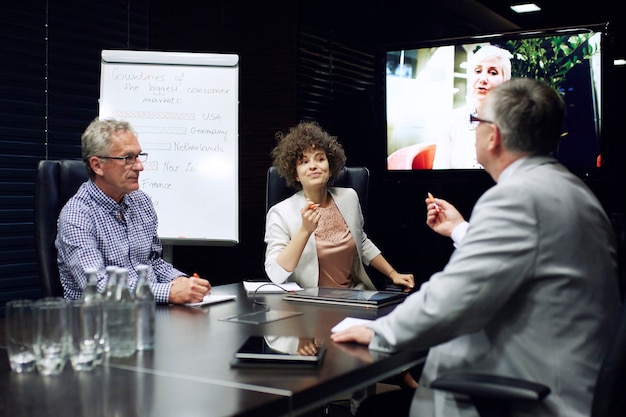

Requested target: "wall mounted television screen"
[{"left": 383, "top": 24, "right": 608, "bottom": 177}]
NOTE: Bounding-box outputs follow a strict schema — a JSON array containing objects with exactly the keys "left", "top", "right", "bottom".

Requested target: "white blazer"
[{"left": 264, "top": 187, "right": 379, "bottom": 290}]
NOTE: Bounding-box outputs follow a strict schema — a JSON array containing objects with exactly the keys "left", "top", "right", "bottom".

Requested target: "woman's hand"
[
  {"left": 299, "top": 199, "right": 321, "bottom": 234},
  {"left": 390, "top": 271, "right": 415, "bottom": 292}
]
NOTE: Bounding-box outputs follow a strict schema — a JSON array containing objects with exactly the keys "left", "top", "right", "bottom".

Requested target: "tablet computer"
[
  {"left": 284, "top": 286, "right": 407, "bottom": 309},
  {"left": 232, "top": 335, "right": 326, "bottom": 368}
]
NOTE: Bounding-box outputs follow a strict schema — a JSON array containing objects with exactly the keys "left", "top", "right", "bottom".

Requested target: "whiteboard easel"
[{"left": 98, "top": 50, "right": 239, "bottom": 247}]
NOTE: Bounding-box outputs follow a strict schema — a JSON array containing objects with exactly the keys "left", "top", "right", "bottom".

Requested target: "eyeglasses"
[
  {"left": 469, "top": 113, "right": 496, "bottom": 129},
  {"left": 96, "top": 152, "right": 148, "bottom": 165}
]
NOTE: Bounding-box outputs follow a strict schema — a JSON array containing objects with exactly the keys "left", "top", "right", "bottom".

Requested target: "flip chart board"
[{"left": 98, "top": 50, "right": 239, "bottom": 245}]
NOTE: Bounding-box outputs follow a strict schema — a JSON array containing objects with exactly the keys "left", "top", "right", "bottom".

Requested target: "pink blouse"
[{"left": 314, "top": 198, "right": 357, "bottom": 288}]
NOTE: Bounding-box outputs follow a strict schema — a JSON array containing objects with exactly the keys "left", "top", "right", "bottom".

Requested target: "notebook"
[
  {"left": 231, "top": 335, "right": 326, "bottom": 368},
  {"left": 283, "top": 286, "right": 407, "bottom": 309},
  {"left": 185, "top": 294, "right": 236, "bottom": 307}
]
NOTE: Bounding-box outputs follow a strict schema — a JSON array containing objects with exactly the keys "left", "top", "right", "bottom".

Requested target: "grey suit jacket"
[
  {"left": 368, "top": 156, "right": 621, "bottom": 417},
  {"left": 264, "top": 187, "right": 379, "bottom": 289}
]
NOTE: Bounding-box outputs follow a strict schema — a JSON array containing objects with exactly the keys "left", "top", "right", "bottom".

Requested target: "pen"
[{"left": 428, "top": 192, "right": 441, "bottom": 213}]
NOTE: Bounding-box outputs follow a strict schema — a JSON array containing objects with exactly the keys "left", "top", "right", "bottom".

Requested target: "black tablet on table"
[
  {"left": 283, "top": 286, "right": 407, "bottom": 309},
  {"left": 231, "top": 335, "right": 326, "bottom": 369}
]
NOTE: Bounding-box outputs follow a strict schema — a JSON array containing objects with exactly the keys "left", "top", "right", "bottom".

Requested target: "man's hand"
[
  {"left": 425, "top": 194, "right": 465, "bottom": 237},
  {"left": 330, "top": 324, "right": 374, "bottom": 345},
  {"left": 168, "top": 275, "right": 211, "bottom": 304}
]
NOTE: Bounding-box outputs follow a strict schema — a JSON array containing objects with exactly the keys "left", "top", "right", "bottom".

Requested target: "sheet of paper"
[
  {"left": 243, "top": 281, "right": 303, "bottom": 293},
  {"left": 185, "top": 294, "right": 236, "bottom": 307},
  {"left": 331, "top": 317, "right": 373, "bottom": 333}
]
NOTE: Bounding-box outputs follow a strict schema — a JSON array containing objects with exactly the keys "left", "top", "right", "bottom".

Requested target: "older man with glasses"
[
  {"left": 56, "top": 117, "right": 211, "bottom": 304},
  {"left": 333, "top": 78, "right": 620, "bottom": 417}
]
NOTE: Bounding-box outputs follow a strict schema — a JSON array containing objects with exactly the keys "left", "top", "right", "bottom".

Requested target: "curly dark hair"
[{"left": 271, "top": 121, "right": 346, "bottom": 190}]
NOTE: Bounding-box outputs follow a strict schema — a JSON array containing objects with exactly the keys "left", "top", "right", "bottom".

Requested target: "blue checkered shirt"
[{"left": 56, "top": 180, "right": 186, "bottom": 303}]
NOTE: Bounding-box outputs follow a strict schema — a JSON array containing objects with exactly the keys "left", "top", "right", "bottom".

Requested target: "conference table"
[{"left": 0, "top": 283, "right": 426, "bottom": 417}]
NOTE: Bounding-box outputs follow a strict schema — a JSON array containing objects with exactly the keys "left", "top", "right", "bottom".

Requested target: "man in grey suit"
[{"left": 332, "top": 77, "right": 621, "bottom": 417}]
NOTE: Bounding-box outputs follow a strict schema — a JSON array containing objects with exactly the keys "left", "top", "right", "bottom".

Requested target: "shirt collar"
[{"left": 85, "top": 179, "right": 128, "bottom": 211}]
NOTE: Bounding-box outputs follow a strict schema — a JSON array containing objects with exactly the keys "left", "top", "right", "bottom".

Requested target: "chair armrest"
[{"left": 431, "top": 372, "right": 550, "bottom": 401}]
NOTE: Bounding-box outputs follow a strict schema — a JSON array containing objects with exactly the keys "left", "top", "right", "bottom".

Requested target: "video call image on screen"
[{"left": 385, "top": 28, "right": 603, "bottom": 173}]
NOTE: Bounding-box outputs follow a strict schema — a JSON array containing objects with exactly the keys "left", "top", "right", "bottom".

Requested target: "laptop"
[
  {"left": 231, "top": 335, "right": 326, "bottom": 368},
  {"left": 283, "top": 286, "right": 407, "bottom": 309}
]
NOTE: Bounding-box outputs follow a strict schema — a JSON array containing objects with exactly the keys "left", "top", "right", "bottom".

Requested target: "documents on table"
[
  {"left": 243, "top": 281, "right": 303, "bottom": 293},
  {"left": 185, "top": 294, "right": 237, "bottom": 307},
  {"left": 331, "top": 317, "right": 373, "bottom": 333}
]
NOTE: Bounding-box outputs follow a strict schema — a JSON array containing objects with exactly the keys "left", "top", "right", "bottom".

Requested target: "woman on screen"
[
  {"left": 433, "top": 44, "right": 512, "bottom": 169},
  {"left": 264, "top": 121, "right": 414, "bottom": 292}
]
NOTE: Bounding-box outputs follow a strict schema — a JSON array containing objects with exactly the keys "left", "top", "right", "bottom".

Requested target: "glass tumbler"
[
  {"left": 34, "top": 297, "right": 69, "bottom": 376},
  {"left": 5, "top": 299, "right": 37, "bottom": 373}
]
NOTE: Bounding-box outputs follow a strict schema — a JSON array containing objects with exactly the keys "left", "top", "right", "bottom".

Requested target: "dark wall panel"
[{"left": 0, "top": 0, "right": 623, "bottom": 303}]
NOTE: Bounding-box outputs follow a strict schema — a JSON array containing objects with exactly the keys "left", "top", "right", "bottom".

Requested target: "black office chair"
[
  {"left": 266, "top": 165, "right": 401, "bottom": 292},
  {"left": 430, "top": 299, "right": 626, "bottom": 417},
  {"left": 35, "top": 159, "right": 89, "bottom": 297},
  {"left": 265, "top": 165, "right": 369, "bottom": 219}
]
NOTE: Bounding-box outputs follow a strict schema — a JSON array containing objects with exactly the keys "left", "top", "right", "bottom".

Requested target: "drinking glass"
[
  {"left": 34, "top": 297, "right": 69, "bottom": 375},
  {"left": 68, "top": 300, "right": 101, "bottom": 371},
  {"left": 5, "top": 299, "right": 37, "bottom": 373}
]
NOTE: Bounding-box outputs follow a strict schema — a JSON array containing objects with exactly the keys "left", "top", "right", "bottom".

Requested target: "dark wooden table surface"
[{"left": 0, "top": 283, "right": 425, "bottom": 417}]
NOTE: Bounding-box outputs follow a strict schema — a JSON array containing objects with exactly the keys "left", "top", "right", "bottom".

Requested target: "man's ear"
[
  {"left": 89, "top": 156, "right": 104, "bottom": 177},
  {"left": 487, "top": 124, "right": 501, "bottom": 152}
]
